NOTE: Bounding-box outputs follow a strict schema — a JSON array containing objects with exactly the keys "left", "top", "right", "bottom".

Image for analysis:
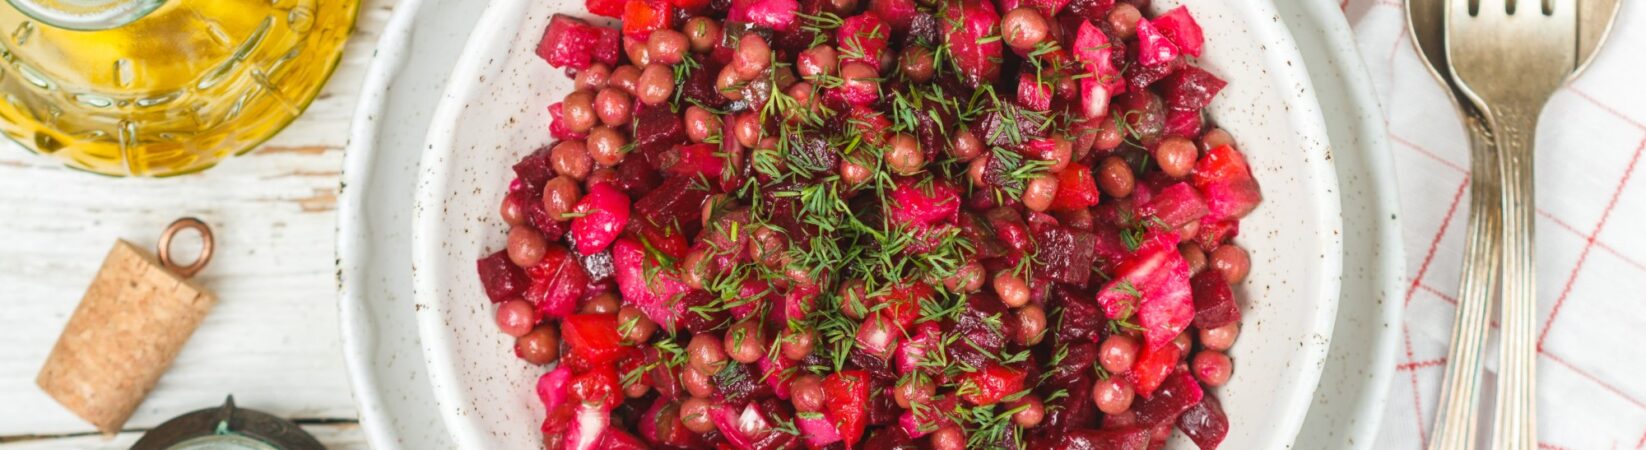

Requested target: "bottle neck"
[{"left": 6, "top": 0, "right": 165, "bottom": 31}]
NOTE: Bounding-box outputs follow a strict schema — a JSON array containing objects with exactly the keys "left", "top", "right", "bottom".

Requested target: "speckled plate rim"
[
  {"left": 337, "top": 0, "right": 481, "bottom": 448},
  {"left": 407, "top": 0, "right": 539, "bottom": 448},
  {"left": 1282, "top": 1, "right": 1406, "bottom": 448}
]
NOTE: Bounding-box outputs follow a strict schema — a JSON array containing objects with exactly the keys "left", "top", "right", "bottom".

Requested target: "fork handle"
[
  {"left": 1428, "top": 114, "right": 1501, "bottom": 450},
  {"left": 1487, "top": 104, "right": 1540, "bottom": 450}
]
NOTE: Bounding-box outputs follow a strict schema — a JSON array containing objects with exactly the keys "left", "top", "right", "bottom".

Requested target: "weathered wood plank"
[
  {"left": 0, "top": 0, "right": 399, "bottom": 440},
  {"left": 0, "top": 423, "right": 368, "bottom": 449}
]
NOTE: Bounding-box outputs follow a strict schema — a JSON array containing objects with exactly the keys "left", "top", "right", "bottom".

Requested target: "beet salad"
[{"left": 475, "top": 0, "right": 1263, "bottom": 447}]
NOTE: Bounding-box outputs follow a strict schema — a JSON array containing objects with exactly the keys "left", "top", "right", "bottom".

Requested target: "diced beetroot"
[
  {"left": 677, "top": 291, "right": 732, "bottom": 334},
  {"left": 1054, "top": 292, "right": 1106, "bottom": 344},
  {"left": 1147, "top": 422, "right": 1173, "bottom": 450},
  {"left": 855, "top": 311, "right": 902, "bottom": 360},
  {"left": 861, "top": 426, "right": 917, "bottom": 448},
  {"left": 798, "top": 413, "right": 845, "bottom": 447},
  {"left": 1126, "top": 339, "right": 1180, "bottom": 397},
  {"left": 1116, "top": 90, "right": 1167, "bottom": 141},
  {"left": 1063, "top": 0, "right": 1116, "bottom": 22},
  {"left": 731, "top": 278, "right": 775, "bottom": 319},
  {"left": 562, "top": 403, "right": 613, "bottom": 450},
  {"left": 1138, "top": 182, "right": 1209, "bottom": 230},
  {"left": 1190, "top": 271, "right": 1240, "bottom": 328},
  {"left": 1094, "top": 234, "right": 1193, "bottom": 349},
  {"left": 631, "top": 176, "right": 709, "bottom": 238},
  {"left": 1152, "top": 6, "right": 1204, "bottom": 57},
  {"left": 1058, "top": 427, "right": 1150, "bottom": 450},
  {"left": 985, "top": 207, "right": 1032, "bottom": 254},
  {"left": 613, "top": 156, "right": 663, "bottom": 199},
  {"left": 757, "top": 351, "right": 798, "bottom": 399},
  {"left": 681, "top": 61, "right": 732, "bottom": 112},
  {"left": 957, "top": 363, "right": 1026, "bottom": 406},
  {"left": 640, "top": 347, "right": 681, "bottom": 399},
  {"left": 1018, "top": 72, "right": 1054, "bottom": 112},
  {"left": 949, "top": 292, "right": 1018, "bottom": 369},
  {"left": 571, "top": 364, "right": 626, "bottom": 412},
  {"left": 541, "top": 405, "right": 573, "bottom": 450},
  {"left": 941, "top": 0, "right": 1002, "bottom": 88},
  {"left": 611, "top": 237, "right": 695, "bottom": 329},
  {"left": 570, "top": 183, "right": 631, "bottom": 255},
  {"left": 885, "top": 283, "right": 929, "bottom": 328},
  {"left": 708, "top": 401, "right": 799, "bottom": 450},
  {"left": 562, "top": 314, "right": 627, "bottom": 366},
  {"left": 587, "top": 0, "right": 625, "bottom": 16},
  {"left": 726, "top": 0, "right": 756, "bottom": 22},
  {"left": 822, "top": 370, "right": 871, "bottom": 445},
  {"left": 844, "top": 104, "right": 893, "bottom": 145},
  {"left": 669, "top": 0, "right": 710, "bottom": 11},
  {"left": 747, "top": 0, "right": 800, "bottom": 31},
  {"left": 1193, "top": 145, "right": 1262, "bottom": 221},
  {"left": 633, "top": 103, "right": 686, "bottom": 156},
  {"left": 894, "top": 321, "right": 941, "bottom": 375},
  {"left": 548, "top": 103, "right": 586, "bottom": 141},
  {"left": 1123, "top": 51, "right": 1184, "bottom": 91},
  {"left": 1164, "top": 108, "right": 1204, "bottom": 138},
  {"left": 525, "top": 244, "right": 590, "bottom": 318},
  {"left": 621, "top": 0, "right": 673, "bottom": 40},
  {"left": 538, "top": 15, "right": 614, "bottom": 70},
  {"left": 660, "top": 143, "right": 727, "bottom": 180},
  {"left": 513, "top": 146, "right": 556, "bottom": 194},
  {"left": 477, "top": 250, "right": 528, "bottom": 302},
  {"left": 838, "top": 14, "right": 891, "bottom": 69},
  {"left": 1134, "top": 371, "right": 1204, "bottom": 426},
  {"left": 1194, "top": 218, "right": 1239, "bottom": 251},
  {"left": 594, "top": 427, "right": 648, "bottom": 450},
  {"left": 524, "top": 200, "right": 571, "bottom": 243},
  {"left": 1073, "top": 20, "right": 1124, "bottom": 95},
  {"left": 1050, "top": 162, "right": 1101, "bottom": 211},
  {"left": 847, "top": 347, "right": 897, "bottom": 380},
  {"left": 627, "top": 219, "right": 690, "bottom": 264},
  {"left": 712, "top": 362, "right": 775, "bottom": 404},
  {"left": 1042, "top": 365, "right": 1098, "bottom": 431},
  {"left": 1160, "top": 66, "right": 1226, "bottom": 112},
  {"left": 593, "top": 28, "right": 620, "bottom": 68},
  {"left": 1177, "top": 391, "right": 1229, "bottom": 450},
  {"left": 1080, "top": 76, "right": 1111, "bottom": 119},
  {"left": 1134, "top": 19, "right": 1178, "bottom": 66},
  {"left": 640, "top": 399, "right": 703, "bottom": 447},
  {"left": 538, "top": 366, "right": 574, "bottom": 410},
  {"left": 896, "top": 396, "right": 957, "bottom": 439},
  {"left": 1035, "top": 226, "right": 1097, "bottom": 285},
  {"left": 778, "top": 283, "right": 820, "bottom": 324},
  {"left": 869, "top": 0, "right": 919, "bottom": 32},
  {"left": 888, "top": 176, "right": 961, "bottom": 228}
]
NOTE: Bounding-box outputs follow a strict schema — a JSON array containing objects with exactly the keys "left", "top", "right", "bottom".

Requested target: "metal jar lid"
[{"left": 130, "top": 396, "right": 324, "bottom": 450}]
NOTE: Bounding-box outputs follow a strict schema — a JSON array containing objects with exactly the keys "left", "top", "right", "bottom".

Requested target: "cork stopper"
[{"left": 37, "top": 218, "right": 217, "bottom": 435}]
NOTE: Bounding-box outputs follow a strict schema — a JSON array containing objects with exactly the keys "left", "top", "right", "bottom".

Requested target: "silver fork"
[
  {"left": 1445, "top": 0, "right": 1577, "bottom": 448},
  {"left": 1406, "top": 1, "right": 1500, "bottom": 448}
]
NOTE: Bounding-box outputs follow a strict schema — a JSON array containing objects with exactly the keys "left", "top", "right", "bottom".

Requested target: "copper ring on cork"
[{"left": 157, "top": 218, "right": 214, "bottom": 279}]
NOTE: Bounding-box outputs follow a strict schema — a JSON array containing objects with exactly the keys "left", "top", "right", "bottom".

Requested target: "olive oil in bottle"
[{"left": 0, "top": 0, "right": 358, "bottom": 176}]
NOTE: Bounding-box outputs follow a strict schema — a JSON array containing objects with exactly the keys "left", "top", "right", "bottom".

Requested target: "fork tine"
[{"left": 1451, "top": 0, "right": 1480, "bottom": 20}]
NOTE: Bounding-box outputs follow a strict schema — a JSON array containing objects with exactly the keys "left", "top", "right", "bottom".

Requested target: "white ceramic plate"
[
  {"left": 336, "top": 0, "right": 482, "bottom": 448},
  {"left": 409, "top": 1, "right": 1342, "bottom": 448},
  {"left": 340, "top": 2, "right": 1399, "bottom": 448},
  {"left": 1279, "top": 1, "right": 1406, "bottom": 448}
]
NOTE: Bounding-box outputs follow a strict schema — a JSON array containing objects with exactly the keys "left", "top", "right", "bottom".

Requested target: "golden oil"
[{"left": 0, "top": 0, "right": 358, "bottom": 176}]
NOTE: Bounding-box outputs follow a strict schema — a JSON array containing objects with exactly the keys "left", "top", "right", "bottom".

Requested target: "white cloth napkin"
[{"left": 1342, "top": 1, "right": 1646, "bottom": 448}]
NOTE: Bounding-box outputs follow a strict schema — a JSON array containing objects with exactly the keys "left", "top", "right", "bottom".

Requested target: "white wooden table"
[{"left": 0, "top": 1, "right": 396, "bottom": 447}]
